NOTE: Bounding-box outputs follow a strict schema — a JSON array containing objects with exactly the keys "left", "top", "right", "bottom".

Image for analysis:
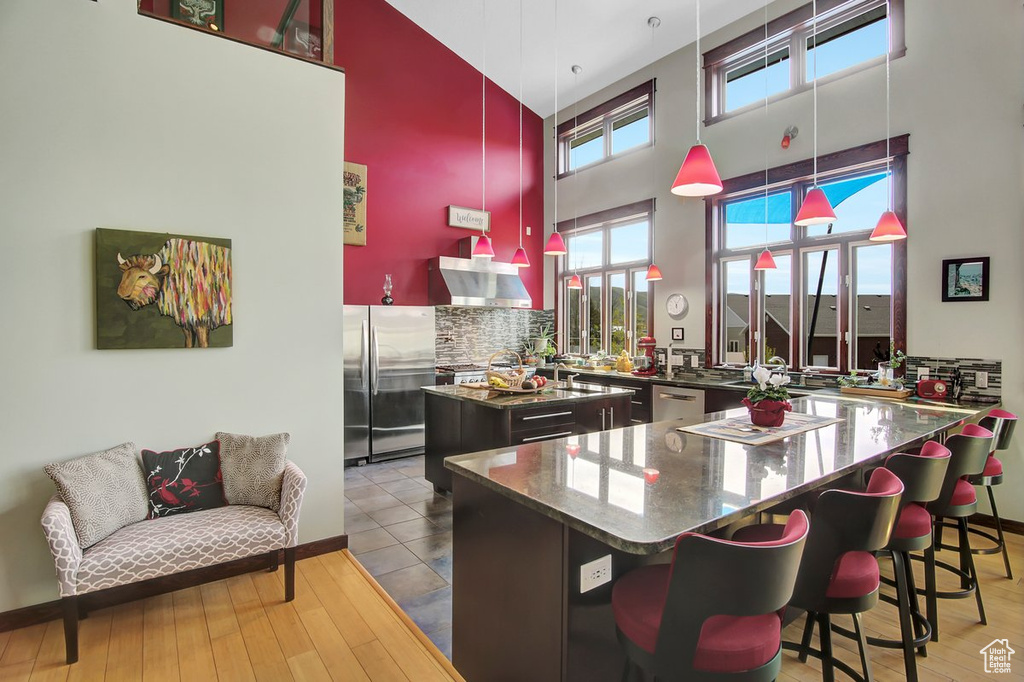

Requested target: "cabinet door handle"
[
  {"left": 631, "top": 400, "right": 644, "bottom": 406},
  {"left": 600, "top": 408, "right": 606, "bottom": 430},
  {"left": 659, "top": 393, "right": 696, "bottom": 402},
  {"left": 630, "top": 418, "right": 644, "bottom": 424},
  {"left": 520, "top": 431, "right": 573, "bottom": 443},
  {"left": 609, "top": 406, "right": 614, "bottom": 427},
  {"left": 521, "top": 411, "right": 574, "bottom": 421}
]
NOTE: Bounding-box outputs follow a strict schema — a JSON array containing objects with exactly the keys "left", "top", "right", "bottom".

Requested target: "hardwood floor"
[
  {"left": 0, "top": 550, "right": 462, "bottom": 682},
  {"left": 0, "top": 533, "right": 1020, "bottom": 681}
]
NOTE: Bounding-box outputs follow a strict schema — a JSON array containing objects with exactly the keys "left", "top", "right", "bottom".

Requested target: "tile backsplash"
[
  {"left": 435, "top": 307, "right": 554, "bottom": 365},
  {"left": 906, "top": 356, "right": 1002, "bottom": 401}
]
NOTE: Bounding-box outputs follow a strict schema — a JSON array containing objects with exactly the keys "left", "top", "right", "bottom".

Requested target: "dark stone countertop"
[
  {"left": 422, "top": 383, "right": 633, "bottom": 410},
  {"left": 536, "top": 365, "right": 822, "bottom": 396},
  {"left": 445, "top": 394, "right": 989, "bottom": 554}
]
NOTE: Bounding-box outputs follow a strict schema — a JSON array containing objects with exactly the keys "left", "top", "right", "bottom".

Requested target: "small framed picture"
[
  {"left": 941, "top": 257, "right": 990, "bottom": 302},
  {"left": 671, "top": 327, "right": 684, "bottom": 341}
]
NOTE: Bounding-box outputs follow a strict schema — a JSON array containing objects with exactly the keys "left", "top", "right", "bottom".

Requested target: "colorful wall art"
[{"left": 344, "top": 162, "right": 367, "bottom": 246}]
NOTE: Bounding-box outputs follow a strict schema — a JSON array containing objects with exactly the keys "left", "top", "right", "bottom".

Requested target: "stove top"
[{"left": 436, "top": 363, "right": 487, "bottom": 372}]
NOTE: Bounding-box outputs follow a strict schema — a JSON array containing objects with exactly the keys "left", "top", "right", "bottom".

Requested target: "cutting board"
[{"left": 840, "top": 386, "right": 914, "bottom": 400}]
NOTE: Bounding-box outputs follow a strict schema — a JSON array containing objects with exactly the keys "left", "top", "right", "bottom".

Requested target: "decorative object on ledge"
[
  {"left": 96, "top": 228, "right": 232, "bottom": 349},
  {"left": 942, "top": 256, "right": 990, "bottom": 302},
  {"left": 171, "top": 0, "right": 223, "bottom": 32},
  {"left": 447, "top": 205, "right": 491, "bottom": 232},
  {"left": 381, "top": 274, "right": 394, "bottom": 306},
  {"left": 343, "top": 162, "right": 367, "bottom": 246},
  {"left": 742, "top": 366, "right": 792, "bottom": 427},
  {"left": 283, "top": 21, "right": 323, "bottom": 61}
]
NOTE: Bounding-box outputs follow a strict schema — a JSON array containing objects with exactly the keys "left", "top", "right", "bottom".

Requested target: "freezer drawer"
[{"left": 653, "top": 386, "right": 705, "bottom": 426}]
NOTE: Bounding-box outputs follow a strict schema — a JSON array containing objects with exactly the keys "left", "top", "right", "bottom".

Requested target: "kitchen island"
[
  {"left": 444, "top": 394, "right": 987, "bottom": 682},
  {"left": 423, "top": 383, "right": 632, "bottom": 493}
]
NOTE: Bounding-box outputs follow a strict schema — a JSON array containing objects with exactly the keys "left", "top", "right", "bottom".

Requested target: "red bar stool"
[
  {"left": 611, "top": 510, "right": 809, "bottom": 681},
  {"left": 923, "top": 423, "right": 994, "bottom": 643},
  {"left": 968, "top": 409, "right": 1016, "bottom": 578},
  {"left": 853, "top": 443, "right": 950, "bottom": 682},
  {"left": 733, "top": 467, "right": 904, "bottom": 682}
]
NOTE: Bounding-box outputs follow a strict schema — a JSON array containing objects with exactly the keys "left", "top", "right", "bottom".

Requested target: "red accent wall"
[{"left": 335, "top": 0, "right": 545, "bottom": 307}]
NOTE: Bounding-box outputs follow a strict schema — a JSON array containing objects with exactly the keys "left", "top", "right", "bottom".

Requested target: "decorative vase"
[
  {"left": 742, "top": 397, "right": 792, "bottom": 427},
  {"left": 877, "top": 361, "right": 894, "bottom": 387},
  {"left": 381, "top": 274, "right": 394, "bottom": 305}
]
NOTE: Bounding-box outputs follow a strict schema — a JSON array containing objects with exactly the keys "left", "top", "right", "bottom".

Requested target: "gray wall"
[
  {"left": 543, "top": 0, "right": 1024, "bottom": 520},
  {"left": 0, "top": 0, "right": 346, "bottom": 611}
]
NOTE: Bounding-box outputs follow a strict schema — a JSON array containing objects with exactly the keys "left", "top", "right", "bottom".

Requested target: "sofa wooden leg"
[
  {"left": 285, "top": 547, "right": 296, "bottom": 602},
  {"left": 268, "top": 550, "right": 279, "bottom": 572},
  {"left": 62, "top": 596, "right": 79, "bottom": 664}
]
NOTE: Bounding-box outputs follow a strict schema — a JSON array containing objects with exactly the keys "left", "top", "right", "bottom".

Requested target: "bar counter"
[{"left": 444, "top": 394, "right": 989, "bottom": 682}]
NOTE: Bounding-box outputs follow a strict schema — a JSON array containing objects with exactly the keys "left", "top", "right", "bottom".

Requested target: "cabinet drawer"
[
  {"left": 629, "top": 407, "right": 652, "bottom": 425},
  {"left": 510, "top": 405, "right": 576, "bottom": 432},
  {"left": 510, "top": 426, "right": 577, "bottom": 445}
]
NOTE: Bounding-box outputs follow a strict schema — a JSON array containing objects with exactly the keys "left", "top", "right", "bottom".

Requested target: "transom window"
[
  {"left": 705, "top": 0, "right": 904, "bottom": 120},
  {"left": 559, "top": 200, "right": 655, "bottom": 357},
  {"left": 557, "top": 81, "right": 654, "bottom": 177},
  {"left": 708, "top": 137, "right": 908, "bottom": 373}
]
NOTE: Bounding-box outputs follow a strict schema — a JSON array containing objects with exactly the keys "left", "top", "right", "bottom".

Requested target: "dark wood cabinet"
[
  {"left": 575, "top": 397, "right": 629, "bottom": 433},
  {"left": 538, "top": 369, "right": 653, "bottom": 425}
]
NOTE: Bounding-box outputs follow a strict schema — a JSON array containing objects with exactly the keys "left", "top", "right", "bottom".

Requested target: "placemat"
[{"left": 677, "top": 412, "right": 843, "bottom": 445}]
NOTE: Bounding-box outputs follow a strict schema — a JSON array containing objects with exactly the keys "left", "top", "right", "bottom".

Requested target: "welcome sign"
[{"left": 448, "top": 205, "right": 490, "bottom": 232}]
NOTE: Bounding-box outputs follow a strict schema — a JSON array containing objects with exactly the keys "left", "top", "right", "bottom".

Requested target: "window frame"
[
  {"left": 705, "top": 136, "right": 908, "bottom": 373},
  {"left": 556, "top": 80, "right": 655, "bottom": 179},
  {"left": 557, "top": 199, "right": 657, "bottom": 356},
  {"left": 703, "top": 0, "right": 904, "bottom": 124}
]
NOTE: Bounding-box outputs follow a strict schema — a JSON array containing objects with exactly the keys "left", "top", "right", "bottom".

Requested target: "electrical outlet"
[
  {"left": 526, "top": 226, "right": 531, "bottom": 236},
  {"left": 976, "top": 371, "right": 988, "bottom": 388},
  {"left": 917, "top": 367, "right": 930, "bottom": 380},
  {"left": 690, "top": 355, "right": 699, "bottom": 368},
  {"left": 580, "top": 554, "right": 612, "bottom": 593}
]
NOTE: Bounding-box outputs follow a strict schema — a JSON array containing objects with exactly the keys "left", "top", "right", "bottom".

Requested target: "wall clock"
[{"left": 666, "top": 293, "right": 689, "bottom": 319}]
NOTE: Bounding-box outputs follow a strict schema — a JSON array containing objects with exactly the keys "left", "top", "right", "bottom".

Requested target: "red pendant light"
[
  {"left": 544, "top": 231, "right": 567, "bottom": 255},
  {"left": 567, "top": 274, "right": 582, "bottom": 289},
  {"left": 794, "top": 187, "right": 836, "bottom": 226},
  {"left": 645, "top": 264, "right": 663, "bottom": 281},
  {"left": 511, "top": 245, "right": 531, "bottom": 267},
  {"left": 671, "top": 144, "right": 723, "bottom": 197},
  {"left": 472, "top": 235, "right": 495, "bottom": 259},
  {"left": 754, "top": 249, "right": 777, "bottom": 270},
  {"left": 870, "top": 210, "right": 906, "bottom": 241}
]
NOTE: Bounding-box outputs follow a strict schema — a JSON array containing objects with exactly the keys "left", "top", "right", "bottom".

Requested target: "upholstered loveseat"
[{"left": 41, "top": 435, "right": 306, "bottom": 664}]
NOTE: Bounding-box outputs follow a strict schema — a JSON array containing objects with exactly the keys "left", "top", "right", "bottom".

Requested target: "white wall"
[
  {"left": 0, "top": 0, "right": 346, "bottom": 611},
  {"left": 545, "top": 0, "right": 1024, "bottom": 519}
]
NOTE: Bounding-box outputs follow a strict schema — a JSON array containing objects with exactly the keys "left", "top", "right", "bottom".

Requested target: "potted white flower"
[{"left": 741, "top": 366, "right": 793, "bottom": 427}]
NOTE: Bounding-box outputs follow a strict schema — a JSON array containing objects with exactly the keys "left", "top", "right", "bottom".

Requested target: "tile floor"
[{"left": 344, "top": 455, "right": 454, "bottom": 658}]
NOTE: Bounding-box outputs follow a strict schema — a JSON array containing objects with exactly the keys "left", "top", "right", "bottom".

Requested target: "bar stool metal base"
[
  {"left": 914, "top": 517, "right": 987, "bottom": 644},
  {"left": 783, "top": 612, "right": 873, "bottom": 682}
]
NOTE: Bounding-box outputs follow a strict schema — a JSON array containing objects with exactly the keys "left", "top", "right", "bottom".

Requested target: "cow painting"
[{"left": 115, "top": 237, "right": 232, "bottom": 348}]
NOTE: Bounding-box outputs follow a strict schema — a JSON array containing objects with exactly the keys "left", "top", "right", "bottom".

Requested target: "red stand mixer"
[{"left": 633, "top": 335, "right": 658, "bottom": 376}]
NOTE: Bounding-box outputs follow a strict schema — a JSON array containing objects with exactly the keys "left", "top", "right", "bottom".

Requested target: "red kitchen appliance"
[
  {"left": 633, "top": 335, "right": 658, "bottom": 376},
  {"left": 917, "top": 379, "right": 949, "bottom": 399}
]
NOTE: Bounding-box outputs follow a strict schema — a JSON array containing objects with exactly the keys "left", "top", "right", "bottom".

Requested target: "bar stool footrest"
[{"left": 782, "top": 640, "right": 867, "bottom": 682}]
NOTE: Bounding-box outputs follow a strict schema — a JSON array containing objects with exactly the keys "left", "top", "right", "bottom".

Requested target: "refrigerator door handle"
[
  {"left": 371, "top": 325, "right": 380, "bottom": 396},
  {"left": 361, "top": 320, "right": 370, "bottom": 390}
]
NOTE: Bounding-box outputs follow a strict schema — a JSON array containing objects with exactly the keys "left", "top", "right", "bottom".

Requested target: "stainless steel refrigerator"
[{"left": 344, "top": 305, "right": 436, "bottom": 464}]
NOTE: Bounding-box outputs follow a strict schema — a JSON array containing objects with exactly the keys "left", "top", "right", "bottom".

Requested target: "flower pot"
[{"left": 742, "top": 398, "right": 792, "bottom": 427}]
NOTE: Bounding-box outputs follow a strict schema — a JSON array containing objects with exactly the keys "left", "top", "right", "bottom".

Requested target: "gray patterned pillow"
[
  {"left": 216, "top": 432, "right": 289, "bottom": 511},
  {"left": 44, "top": 442, "right": 148, "bottom": 549}
]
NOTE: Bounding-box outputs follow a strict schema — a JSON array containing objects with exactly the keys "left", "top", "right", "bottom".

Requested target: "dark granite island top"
[
  {"left": 422, "top": 382, "right": 633, "bottom": 408},
  {"left": 445, "top": 394, "right": 984, "bottom": 555}
]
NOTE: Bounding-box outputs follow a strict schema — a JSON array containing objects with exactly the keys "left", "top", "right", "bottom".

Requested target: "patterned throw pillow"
[
  {"left": 141, "top": 440, "right": 227, "bottom": 519},
  {"left": 216, "top": 432, "right": 289, "bottom": 511},
  {"left": 44, "top": 442, "right": 149, "bottom": 549}
]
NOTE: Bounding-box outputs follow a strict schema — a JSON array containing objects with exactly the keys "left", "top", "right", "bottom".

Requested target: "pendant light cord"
[
  {"left": 572, "top": 65, "right": 580, "bottom": 277},
  {"left": 518, "top": 0, "right": 524, "bottom": 247},
  {"left": 763, "top": 0, "right": 769, "bottom": 245},
  {"left": 481, "top": 0, "right": 487, "bottom": 223},
  {"left": 885, "top": 0, "right": 892, "bottom": 210},
  {"left": 695, "top": 0, "right": 702, "bottom": 143},
  {"left": 812, "top": 0, "right": 818, "bottom": 185},
  {"left": 552, "top": 0, "right": 559, "bottom": 236}
]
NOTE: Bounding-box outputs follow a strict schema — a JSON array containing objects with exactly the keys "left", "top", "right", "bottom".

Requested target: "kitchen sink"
[{"left": 553, "top": 384, "right": 610, "bottom": 394}]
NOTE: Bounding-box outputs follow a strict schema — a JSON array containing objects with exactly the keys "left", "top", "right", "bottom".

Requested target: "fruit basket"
[{"left": 485, "top": 350, "right": 543, "bottom": 394}]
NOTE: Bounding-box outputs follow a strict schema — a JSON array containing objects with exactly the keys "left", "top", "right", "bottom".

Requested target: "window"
[
  {"left": 557, "top": 81, "right": 654, "bottom": 177},
  {"left": 705, "top": 0, "right": 904, "bottom": 120},
  {"left": 559, "top": 200, "right": 656, "bottom": 356},
  {"left": 707, "top": 136, "right": 908, "bottom": 373}
]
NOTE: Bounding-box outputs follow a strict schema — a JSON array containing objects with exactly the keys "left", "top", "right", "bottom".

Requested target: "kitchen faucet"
[
  {"left": 554, "top": 364, "right": 579, "bottom": 388},
  {"left": 766, "top": 356, "right": 788, "bottom": 370}
]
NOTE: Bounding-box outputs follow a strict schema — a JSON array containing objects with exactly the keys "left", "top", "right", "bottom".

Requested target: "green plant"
[
  {"left": 746, "top": 366, "right": 792, "bottom": 403},
  {"left": 888, "top": 341, "right": 907, "bottom": 369},
  {"left": 836, "top": 371, "right": 860, "bottom": 388}
]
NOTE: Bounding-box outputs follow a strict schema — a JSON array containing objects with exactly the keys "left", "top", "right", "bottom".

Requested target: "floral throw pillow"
[{"left": 142, "top": 440, "right": 227, "bottom": 519}]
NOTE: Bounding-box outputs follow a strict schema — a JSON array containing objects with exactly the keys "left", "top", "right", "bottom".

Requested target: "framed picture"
[
  {"left": 344, "top": 162, "right": 367, "bottom": 246},
  {"left": 170, "top": 0, "right": 224, "bottom": 31},
  {"left": 671, "top": 327, "right": 684, "bottom": 341},
  {"left": 941, "top": 257, "right": 990, "bottom": 302},
  {"left": 447, "top": 205, "right": 491, "bottom": 232},
  {"left": 283, "top": 21, "right": 323, "bottom": 60}
]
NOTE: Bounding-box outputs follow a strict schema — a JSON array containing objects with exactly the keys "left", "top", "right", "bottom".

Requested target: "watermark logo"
[{"left": 980, "top": 639, "right": 1015, "bottom": 674}]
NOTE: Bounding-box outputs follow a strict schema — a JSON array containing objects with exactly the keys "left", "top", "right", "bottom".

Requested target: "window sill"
[{"left": 556, "top": 141, "right": 654, "bottom": 181}]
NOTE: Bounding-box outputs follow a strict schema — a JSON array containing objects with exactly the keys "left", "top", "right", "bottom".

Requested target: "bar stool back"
[
  {"left": 611, "top": 510, "right": 809, "bottom": 681},
  {"left": 970, "top": 409, "right": 1016, "bottom": 578}
]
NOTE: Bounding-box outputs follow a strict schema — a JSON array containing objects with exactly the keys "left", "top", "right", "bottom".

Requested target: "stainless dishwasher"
[{"left": 653, "top": 386, "right": 705, "bottom": 426}]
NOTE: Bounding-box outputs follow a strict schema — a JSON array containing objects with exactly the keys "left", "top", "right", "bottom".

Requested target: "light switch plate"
[
  {"left": 918, "top": 367, "right": 930, "bottom": 380},
  {"left": 580, "top": 555, "right": 612, "bottom": 593},
  {"left": 526, "top": 226, "right": 531, "bottom": 236},
  {"left": 976, "top": 371, "right": 988, "bottom": 388},
  {"left": 690, "top": 355, "right": 699, "bottom": 368}
]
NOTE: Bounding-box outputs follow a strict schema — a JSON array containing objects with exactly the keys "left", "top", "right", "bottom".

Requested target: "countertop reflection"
[{"left": 444, "top": 395, "right": 983, "bottom": 554}]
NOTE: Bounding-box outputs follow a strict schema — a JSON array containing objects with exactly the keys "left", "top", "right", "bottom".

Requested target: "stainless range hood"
[{"left": 428, "top": 238, "right": 532, "bottom": 308}]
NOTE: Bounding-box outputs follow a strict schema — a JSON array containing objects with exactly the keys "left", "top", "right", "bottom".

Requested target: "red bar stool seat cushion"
[
  {"left": 825, "top": 551, "right": 880, "bottom": 599},
  {"left": 951, "top": 478, "right": 977, "bottom": 506},
  {"left": 893, "top": 502, "right": 932, "bottom": 540},
  {"left": 611, "top": 564, "right": 782, "bottom": 672},
  {"left": 982, "top": 456, "right": 1002, "bottom": 477}
]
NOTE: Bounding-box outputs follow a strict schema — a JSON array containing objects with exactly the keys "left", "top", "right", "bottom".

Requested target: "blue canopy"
[{"left": 726, "top": 173, "right": 886, "bottom": 224}]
